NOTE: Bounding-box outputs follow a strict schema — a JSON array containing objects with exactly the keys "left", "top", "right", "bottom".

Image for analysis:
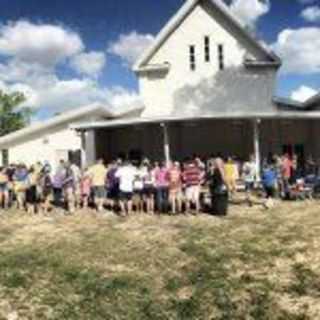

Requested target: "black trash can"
[{"left": 211, "top": 193, "right": 229, "bottom": 216}]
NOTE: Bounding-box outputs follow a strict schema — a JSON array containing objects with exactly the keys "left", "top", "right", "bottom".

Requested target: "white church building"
[{"left": 1, "top": 0, "right": 320, "bottom": 173}]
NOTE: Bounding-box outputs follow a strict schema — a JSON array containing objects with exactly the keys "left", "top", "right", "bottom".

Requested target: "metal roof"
[
  {"left": 0, "top": 103, "right": 115, "bottom": 148},
  {"left": 72, "top": 110, "right": 320, "bottom": 131}
]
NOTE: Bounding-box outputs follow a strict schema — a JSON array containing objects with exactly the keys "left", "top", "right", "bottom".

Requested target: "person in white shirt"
[
  {"left": 242, "top": 155, "right": 257, "bottom": 206},
  {"left": 133, "top": 164, "right": 147, "bottom": 213},
  {"left": 115, "top": 161, "right": 137, "bottom": 216}
]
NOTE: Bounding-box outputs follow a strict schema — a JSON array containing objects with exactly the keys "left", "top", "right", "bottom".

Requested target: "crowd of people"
[{"left": 0, "top": 152, "right": 318, "bottom": 216}]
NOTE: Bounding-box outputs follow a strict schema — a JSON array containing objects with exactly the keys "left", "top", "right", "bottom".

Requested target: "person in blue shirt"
[{"left": 262, "top": 163, "right": 277, "bottom": 208}]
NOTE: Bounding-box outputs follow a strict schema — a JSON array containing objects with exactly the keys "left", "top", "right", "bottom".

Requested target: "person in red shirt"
[
  {"left": 183, "top": 159, "right": 202, "bottom": 214},
  {"left": 281, "top": 153, "right": 293, "bottom": 196}
]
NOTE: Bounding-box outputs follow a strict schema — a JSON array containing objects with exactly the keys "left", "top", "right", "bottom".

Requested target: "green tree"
[{"left": 0, "top": 91, "right": 33, "bottom": 137}]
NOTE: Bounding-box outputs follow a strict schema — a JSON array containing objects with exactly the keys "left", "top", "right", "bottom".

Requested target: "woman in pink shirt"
[{"left": 154, "top": 162, "right": 169, "bottom": 213}]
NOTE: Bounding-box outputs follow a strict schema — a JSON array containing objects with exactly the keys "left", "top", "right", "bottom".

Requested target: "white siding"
[
  {"left": 138, "top": 2, "right": 277, "bottom": 117},
  {"left": 1, "top": 128, "right": 81, "bottom": 172}
]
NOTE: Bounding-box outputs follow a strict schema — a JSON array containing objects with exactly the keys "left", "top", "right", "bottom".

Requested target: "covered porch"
[{"left": 74, "top": 113, "right": 320, "bottom": 175}]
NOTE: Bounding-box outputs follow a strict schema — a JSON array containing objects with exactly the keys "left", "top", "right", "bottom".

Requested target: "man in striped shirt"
[{"left": 183, "top": 159, "right": 202, "bottom": 213}]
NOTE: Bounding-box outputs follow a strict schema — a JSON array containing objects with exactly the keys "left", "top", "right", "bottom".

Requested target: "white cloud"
[
  {"left": 70, "top": 51, "right": 106, "bottom": 77},
  {"left": 229, "top": 0, "right": 270, "bottom": 28},
  {"left": 108, "top": 31, "right": 155, "bottom": 66},
  {"left": 0, "top": 20, "right": 143, "bottom": 117},
  {"left": 272, "top": 27, "right": 320, "bottom": 74},
  {"left": 301, "top": 6, "right": 320, "bottom": 22},
  {"left": 105, "top": 87, "right": 143, "bottom": 114},
  {"left": 0, "top": 20, "right": 83, "bottom": 67},
  {"left": 291, "top": 85, "right": 317, "bottom": 102},
  {"left": 1, "top": 75, "right": 141, "bottom": 114}
]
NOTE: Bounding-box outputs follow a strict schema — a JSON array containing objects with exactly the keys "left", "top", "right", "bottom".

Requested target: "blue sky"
[{"left": 0, "top": 0, "right": 319, "bottom": 119}]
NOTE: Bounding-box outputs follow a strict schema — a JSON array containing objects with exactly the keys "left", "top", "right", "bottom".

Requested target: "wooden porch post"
[
  {"left": 253, "top": 119, "right": 261, "bottom": 181},
  {"left": 85, "top": 129, "right": 97, "bottom": 166},
  {"left": 161, "top": 123, "right": 171, "bottom": 166},
  {"left": 80, "top": 131, "right": 87, "bottom": 169}
]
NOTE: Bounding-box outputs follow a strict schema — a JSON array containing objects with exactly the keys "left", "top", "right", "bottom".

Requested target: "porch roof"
[{"left": 72, "top": 110, "right": 320, "bottom": 131}]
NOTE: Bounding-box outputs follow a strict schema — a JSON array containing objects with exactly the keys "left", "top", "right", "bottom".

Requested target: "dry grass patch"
[{"left": 0, "top": 202, "right": 319, "bottom": 319}]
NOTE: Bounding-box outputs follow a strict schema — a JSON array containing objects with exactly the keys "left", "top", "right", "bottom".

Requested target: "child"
[
  {"left": 168, "top": 162, "right": 183, "bottom": 214},
  {"left": 39, "top": 167, "right": 53, "bottom": 215},
  {"left": 80, "top": 168, "right": 92, "bottom": 210},
  {"left": 262, "top": 164, "right": 277, "bottom": 209}
]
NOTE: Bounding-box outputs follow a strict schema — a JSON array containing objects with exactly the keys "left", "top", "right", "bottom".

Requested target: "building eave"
[
  {"left": 72, "top": 111, "right": 320, "bottom": 131},
  {"left": 0, "top": 103, "right": 113, "bottom": 149}
]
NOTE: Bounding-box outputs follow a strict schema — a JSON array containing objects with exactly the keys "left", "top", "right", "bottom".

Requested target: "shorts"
[
  {"left": 119, "top": 191, "right": 133, "bottom": 201},
  {"left": 93, "top": 186, "right": 106, "bottom": 199},
  {"left": 133, "top": 189, "right": 143, "bottom": 197},
  {"left": 143, "top": 186, "right": 155, "bottom": 198},
  {"left": 0, "top": 183, "right": 8, "bottom": 193},
  {"left": 107, "top": 186, "right": 119, "bottom": 200},
  {"left": 245, "top": 182, "right": 254, "bottom": 192},
  {"left": 186, "top": 185, "right": 200, "bottom": 202},
  {"left": 264, "top": 186, "right": 275, "bottom": 198},
  {"left": 26, "top": 186, "right": 38, "bottom": 204},
  {"left": 64, "top": 187, "right": 75, "bottom": 202},
  {"left": 42, "top": 187, "right": 52, "bottom": 199},
  {"left": 169, "top": 188, "right": 183, "bottom": 199}
]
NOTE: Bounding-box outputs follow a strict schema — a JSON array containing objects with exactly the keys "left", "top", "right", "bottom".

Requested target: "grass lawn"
[{"left": 0, "top": 202, "right": 320, "bottom": 319}]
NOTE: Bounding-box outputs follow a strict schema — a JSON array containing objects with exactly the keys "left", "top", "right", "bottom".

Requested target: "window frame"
[
  {"left": 204, "top": 36, "right": 210, "bottom": 62},
  {"left": 189, "top": 45, "right": 196, "bottom": 71},
  {"left": 218, "top": 44, "right": 224, "bottom": 70}
]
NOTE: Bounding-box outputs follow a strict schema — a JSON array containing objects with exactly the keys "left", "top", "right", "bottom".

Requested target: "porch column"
[
  {"left": 253, "top": 119, "right": 261, "bottom": 181},
  {"left": 80, "top": 131, "right": 87, "bottom": 169},
  {"left": 161, "top": 123, "right": 171, "bottom": 166},
  {"left": 85, "top": 130, "right": 97, "bottom": 166}
]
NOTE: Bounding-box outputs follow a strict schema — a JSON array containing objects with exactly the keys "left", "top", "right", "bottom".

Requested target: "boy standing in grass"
[{"left": 262, "top": 163, "right": 277, "bottom": 209}]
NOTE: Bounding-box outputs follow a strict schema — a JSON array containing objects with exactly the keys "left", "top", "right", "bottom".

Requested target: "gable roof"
[
  {"left": 133, "top": 0, "right": 281, "bottom": 72},
  {"left": 304, "top": 92, "right": 320, "bottom": 109},
  {"left": 274, "top": 92, "right": 320, "bottom": 111}
]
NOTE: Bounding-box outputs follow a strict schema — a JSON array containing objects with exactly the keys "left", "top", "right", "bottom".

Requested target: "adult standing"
[
  {"left": 168, "top": 162, "right": 183, "bottom": 214},
  {"left": 208, "top": 158, "right": 229, "bottom": 216},
  {"left": 154, "top": 162, "right": 170, "bottom": 213},
  {"left": 0, "top": 167, "right": 9, "bottom": 210},
  {"left": 281, "top": 153, "right": 293, "bottom": 199},
  {"left": 224, "top": 157, "right": 237, "bottom": 198},
  {"left": 63, "top": 163, "right": 76, "bottom": 214},
  {"left": 13, "top": 164, "right": 29, "bottom": 210},
  {"left": 183, "top": 159, "right": 202, "bottom": 214},
  {"left": 89, "top": 159, "right": 107, "bottom": 212},
  {"left": 115, "top": 160, "right": 137, "bottom": 216},
  {"left": 242, "top": 155, "right": 256, "bottom": 205},
  {"left": 262, "top": 163, "right": 277, "bottom": 209}
]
